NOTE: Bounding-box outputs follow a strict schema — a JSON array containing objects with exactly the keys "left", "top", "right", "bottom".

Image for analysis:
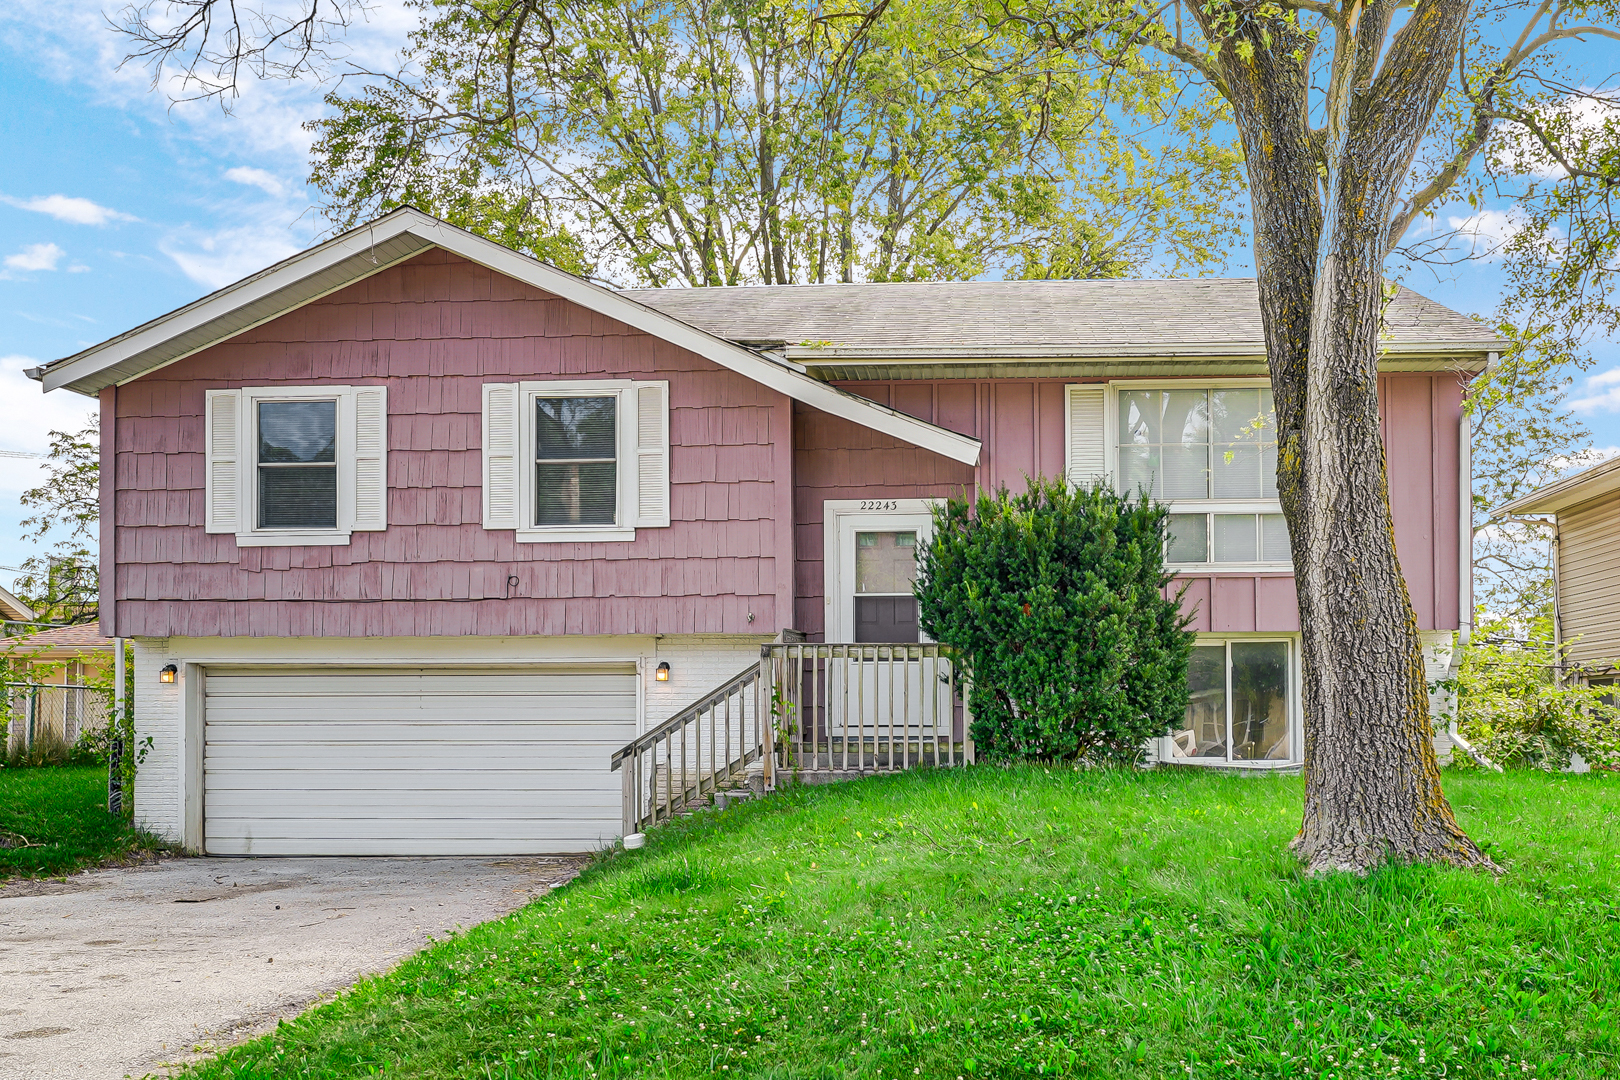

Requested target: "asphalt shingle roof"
[
  {"left": 0, "top": 623, "right": 112, "bottom": 652},
  {"left": 627, "top": 279, "right": 1502, "bottom": 357}
]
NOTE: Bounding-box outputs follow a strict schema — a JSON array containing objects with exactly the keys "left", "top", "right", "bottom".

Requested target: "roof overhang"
[
  {"left": 787, "top": 353, "right": 1493, "bottom": 382},
  {"left": 0, "top": 583, "right": 36, "bottom": 622},
  {"left": 1495, "top": 454, "right": 1620, "bottom": 517},
  {"left": 30, "top": 208, "right": 981, "bottom": 467}
]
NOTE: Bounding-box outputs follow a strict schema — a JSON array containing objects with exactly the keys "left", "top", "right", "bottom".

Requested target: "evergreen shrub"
[{"left": 916, "top": 477, "right": 1194, "bottom": 764}]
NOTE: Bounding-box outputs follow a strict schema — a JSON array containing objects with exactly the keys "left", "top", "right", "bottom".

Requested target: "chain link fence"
[{"left": 3, "top": 682, "right": 111, "bottom": 764}]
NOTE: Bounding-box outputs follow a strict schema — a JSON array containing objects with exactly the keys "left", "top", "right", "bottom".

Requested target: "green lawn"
[
  {"left": 0, "top": 764, "right": 171, "bottom": 880},
  {"left": 183, "top": 768, "right": 1618, "bottom": 1079}
]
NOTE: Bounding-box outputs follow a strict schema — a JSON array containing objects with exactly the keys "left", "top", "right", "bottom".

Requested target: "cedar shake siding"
[
  {"left": 830, "top": 374, "right": 1467, "bottom": 635},
  {"left": 107, "top": 250, "right": 791, "bottom": 639}
]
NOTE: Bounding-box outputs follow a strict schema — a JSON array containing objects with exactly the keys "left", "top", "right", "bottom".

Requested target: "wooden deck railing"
[
  {"left": 612, "top": 663, "right": 770, "bottom": 836},
  {"left": 763, "top": 643, "right": 972, "bottom": 782},
  {"left": 611, "top": 643, "right": 973, "bottom": 838}
]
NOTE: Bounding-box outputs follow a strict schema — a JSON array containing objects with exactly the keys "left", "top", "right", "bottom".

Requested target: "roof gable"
[{"left": 31, "top": 209, "right": 980, "bottom": 466}]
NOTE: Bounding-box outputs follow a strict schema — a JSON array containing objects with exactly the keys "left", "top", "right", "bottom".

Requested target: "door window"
[{"left": 854, "top": 531, "right": 919, "bottom": 643}]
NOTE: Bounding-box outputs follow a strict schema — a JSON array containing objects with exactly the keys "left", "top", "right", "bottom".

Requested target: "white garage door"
[{"left": 203, "top": 665, "right": 638, "bottom": 856}]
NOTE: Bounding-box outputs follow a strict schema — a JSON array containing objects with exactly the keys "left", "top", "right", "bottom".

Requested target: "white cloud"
[
  {"left": 0, "top": 193, "right": 134, "bottom": 225},
  {"left": 1444, "top": 209, "right": 1527, "bottom": 260},
  {"left": 3, "top": 242, "right": 65, "bottom": 273},
  {"left": 0, "top": 354, "right": 98, "bottom": 494},
  {"left": 0, "top": 0, "right": 418, "bottom": 164},
  {"left": 1570, "top": 368, "right": 1620, "bottom": 413},
  {"left": 1547, "top": 445, "right": 1620, "bottom": 472},
  {"left": 67, "top": 263, "right": 90, "bottom": 273},
  {"left": 224, "top": 166, "right": 290, "bottom": 197},
  {"left": 1491, "top": 91, "right": 1619, "bottom": 181},
  {"left": 160, "top": 225, "right": 302, "bottom": 289}
]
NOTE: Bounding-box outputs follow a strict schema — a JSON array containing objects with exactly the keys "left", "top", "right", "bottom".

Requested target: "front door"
[
  {"left": 823, "top": 502, "right": 950, "bottom": 750},
  {"left": 828, "top": 503, "right": 935, "bottom": 643}
]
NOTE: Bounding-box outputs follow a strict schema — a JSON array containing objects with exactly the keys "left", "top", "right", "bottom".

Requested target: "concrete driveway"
[{"left": 0, "top": 855, "right": 587, "bottom": 1079}]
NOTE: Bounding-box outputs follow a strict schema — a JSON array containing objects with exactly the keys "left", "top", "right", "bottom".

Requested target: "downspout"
[
  {"left": 1550, "top": 519, "right": 1563, "bottom": 685},
  {"left": 1446, "top": 362, "right": 1501, "bottom": 772}
]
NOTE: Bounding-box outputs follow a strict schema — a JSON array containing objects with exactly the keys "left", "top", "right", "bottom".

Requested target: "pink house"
[{"left": 30, "top": 209, "right": 1501, "bottom": 855}]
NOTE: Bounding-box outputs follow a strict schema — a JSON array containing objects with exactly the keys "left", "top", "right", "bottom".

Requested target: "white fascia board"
[
  {"left": 38, "top": 211, "right": 432, "bottom": 395},
  {"left": 786, "top": 341, "right": 1506, "bottom": 362},
  {"left": 404, "top": 219, "right": 982, "bottom": 465}
]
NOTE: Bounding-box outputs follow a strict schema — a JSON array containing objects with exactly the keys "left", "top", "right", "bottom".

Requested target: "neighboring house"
[
  {"left": 1, "top": 623, "right": 114, "bottom": 755},
  {"left": 27, "top": 208, "right": 1502, "bottom": 855},
  {"left": 1495, "top": 455, "right": 1620, "bottom": 689}
]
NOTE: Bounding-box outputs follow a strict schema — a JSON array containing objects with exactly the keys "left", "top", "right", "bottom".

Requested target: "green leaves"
[
  {"left": 306, "top": 0, "right": 1245, "bottom": 285},
  {"left": 914, "top": 477, "right": 1195, "bottom": 763}
]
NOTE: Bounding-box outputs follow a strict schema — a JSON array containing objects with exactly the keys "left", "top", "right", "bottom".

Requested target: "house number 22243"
[{"left": 859, "top": 500, "right": 899, "bottom": 511}]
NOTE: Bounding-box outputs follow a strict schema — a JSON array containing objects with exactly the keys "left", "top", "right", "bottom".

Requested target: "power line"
[{"left": 0, "top": 449, "right": 45, "bottom": 460}]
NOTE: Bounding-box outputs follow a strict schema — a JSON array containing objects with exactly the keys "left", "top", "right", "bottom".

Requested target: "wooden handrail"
[{"left": 610, "top": 662, "right": 764, "bottom": 770}]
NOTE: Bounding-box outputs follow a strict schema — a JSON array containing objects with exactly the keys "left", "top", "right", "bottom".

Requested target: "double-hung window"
[
  {"left": 204, "top": 385, "right": 388, "bottom": 546},
  {"left": 256, "top": 399, "right": 339, "bottom": 529},
  {"left": 482, "top": 380, "right": 670, "bottom": 543},
  {"left": 1116, "top": 385, "right": 1291, "bottom": 568}
]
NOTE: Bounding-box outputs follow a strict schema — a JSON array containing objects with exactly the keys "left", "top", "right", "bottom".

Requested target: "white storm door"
[{"left": 824, "top": 501, "right": 952, "bottom": 743}]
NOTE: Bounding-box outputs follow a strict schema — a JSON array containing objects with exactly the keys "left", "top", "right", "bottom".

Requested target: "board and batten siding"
[
  {"left": 824, "top": 375, "right": 1467, "bottom": 637},
  {"left": 1556, "top": 489, "right": 1620, "bottom": 670},
  {"left": 107, "top": 249, "right": 792, "bottom": 639}
]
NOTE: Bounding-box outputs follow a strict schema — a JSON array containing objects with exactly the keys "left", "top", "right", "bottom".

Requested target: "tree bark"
[{"left": 1189, "top": 0, "right": 1495, "bottom": 873}]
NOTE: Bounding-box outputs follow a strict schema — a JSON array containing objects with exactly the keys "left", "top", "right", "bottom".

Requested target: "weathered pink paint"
[
  {"left": 113, "top": 250, "right": 793, "bottom": 638},
  {"left": 793, "top": 402, "right": 974, "bottom": 637},
  {"left": 109, "top": 248, "right": 1466, "bottom": 642},
  {"left": 1380, "top": 373, "right": 1467, "bottom": 634},
  {"left": 832, "top": 376, "right": 1464, "bottom": 633},
  {"left": 99, "top": 385, "right": 117, "bottom": 638}
]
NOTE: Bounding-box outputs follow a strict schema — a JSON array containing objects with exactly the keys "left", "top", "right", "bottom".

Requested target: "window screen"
[
  {"left": 535, "top": 396, "right": 618, "bottom": 526},
  {"left": 257, "top": 400, "right": 338, "bottom": 529}
]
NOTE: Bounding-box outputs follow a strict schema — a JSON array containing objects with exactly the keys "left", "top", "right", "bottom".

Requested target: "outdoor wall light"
[
  {"left": 655, "top": 662, "right": 671, "bottom": 682},
  {"left": 159, "top": 664, "right": 178, "bottom": 684}
]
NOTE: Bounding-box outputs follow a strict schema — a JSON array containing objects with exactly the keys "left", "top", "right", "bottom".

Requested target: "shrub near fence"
[{"left": 3, "top": 682, "right": 111, "bottom": 766}]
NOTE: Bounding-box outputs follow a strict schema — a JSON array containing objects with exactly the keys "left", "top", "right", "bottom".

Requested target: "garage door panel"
[
  {"left": 205, "top": 702, "right": 637, "bottom": 724},
  {"left": 203, "top": 665, "right": 638, "bottom": 856},
  {"left": 204, "top": 717, "right": 636, "bottom": 740},
  {"left": 207, "top": 787, "right": 622, "bottom": 815},
  {"left": 205, "top": 740, "right": 629, "bottom": 770},
  {"left": 201, "top": 768, "right": 624, "bottom": 793},
  {"left": 206, "top": 809, "right": 620, "bottom": 837},
  {"left": 205, "top": 836, "right": 615, "bottom": 857}
]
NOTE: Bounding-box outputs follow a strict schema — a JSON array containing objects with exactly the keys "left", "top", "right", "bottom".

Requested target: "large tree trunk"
[
  {"left": 1289, "top": 190, "right": 1489, "bottom": 873},
  {"left": 1194, "top": 0, "right": 1493, "bottom": 873}
]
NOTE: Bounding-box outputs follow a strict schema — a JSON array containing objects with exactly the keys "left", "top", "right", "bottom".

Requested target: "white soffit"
[{"left": 31, "top": 208, "right": 981, "bottom": 467}]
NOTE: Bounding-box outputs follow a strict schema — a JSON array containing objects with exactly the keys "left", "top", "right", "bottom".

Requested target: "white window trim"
[
  {"left": 516, "top": 379, "right": 641, "bottom": 545},
  {"left": 237, "top": 385, "right": 356, "bottom": 548},
  {"left": 1105, "top": 379, "right": 1292, "bottom": 572},
  {"left": 824, "top": 499, "right": 939, "bottom": 643},
  {"left": 1159, "top": 632, "right": 1302, "bottom": 768}
]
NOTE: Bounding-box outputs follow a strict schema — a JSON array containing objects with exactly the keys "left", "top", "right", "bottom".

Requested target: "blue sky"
[{"left": 0, "top": 1, "right": 1615, "bottom": 592}]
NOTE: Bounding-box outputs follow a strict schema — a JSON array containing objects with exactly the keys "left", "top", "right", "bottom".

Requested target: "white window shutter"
[
  {"left": 633, "top": 381, "right": 671, "bottom": 528},
  {"left": 204, "top": 389, "right": 242, "bottom": 534},
  {"left": 482, "top": 382, "right": 521, "bottom": 530},
  {"left": 1065, "top": 384, "right": 1108, "bottom": 488},
  {"left": 352, "top": 386, "right": 388, "bottom": 531}
]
